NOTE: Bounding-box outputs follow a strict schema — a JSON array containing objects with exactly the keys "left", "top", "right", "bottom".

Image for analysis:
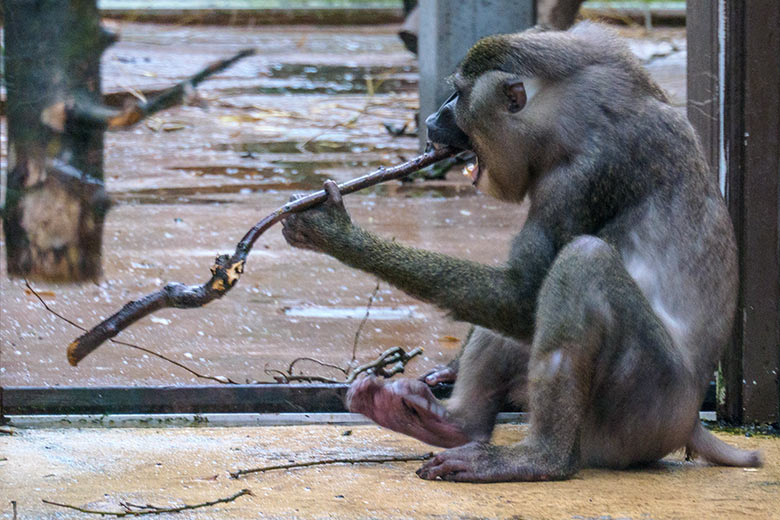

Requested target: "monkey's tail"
[{"left": 685, "top": 421, "right": 763, "bottom": 467}]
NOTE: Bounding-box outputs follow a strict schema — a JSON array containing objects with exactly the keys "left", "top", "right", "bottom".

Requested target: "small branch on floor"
[
  {"left": 288, "top": 357, "right": 348, "bottom": 377},
  {"left": 345, "top": 346, "right": 423, "bottom": 383},
  {"left": 352, "top": 280, "right": 381, "bottom": 363},
  {"left": 230, "top": 453, "right": 433, "bottom": 479},
  {"left": 11, "top": 501, "right": 17, "bottom": 520},
  {"left": 42, "top": 489, "right": 252, "bottom": 517},
  {"left": 25, "top": 281, "right": 238, "bottom": 385},
  {"left": 267, "top": 346, "right": 423, "bottom": 384},
  {"left": 0, "top": 428, "right": 14, "bottom": 435},
  {"left": 271, "top": 281, "right": 387, "bottom": 382},
  {"left": 263, "top": 368, "right": 344, "bottom": 384}
]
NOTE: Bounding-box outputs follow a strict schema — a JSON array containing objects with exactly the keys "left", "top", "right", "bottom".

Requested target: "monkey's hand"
[{"left": 282, "top": 180, "right": 353, "bottom": 254}]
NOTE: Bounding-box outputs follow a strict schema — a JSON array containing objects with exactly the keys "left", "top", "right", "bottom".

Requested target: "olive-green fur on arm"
[{"left": 321, "top": 221, "right": 552, "bottom": 340}]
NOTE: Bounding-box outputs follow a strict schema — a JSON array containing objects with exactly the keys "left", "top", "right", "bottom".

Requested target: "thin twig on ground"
[
  {"left": 352, "top": 280, "right": 381, "bottom": 363},
  {"left": 42, "top": 489, "right": 251, "bottom": 517},
  {"left": 269, "top": 281, "right": 420, "bottom": 383},
  {"left": 288, "top": 357, "right": 348, "bottom": 377},
  {"left": 25, "top": 281, "right": 238, "bottom": 384},
  {"left": 230, "top": 453, "right": 433, "bottom": 479},
  {"left": 263, "top": 368, "right": 343, "bottom": 384},
  {"left": 345, "top": 346, "right": 423, "bottom": 383},
  {"left": 267, "top": 346, "right": 423, "bottom": 384}
]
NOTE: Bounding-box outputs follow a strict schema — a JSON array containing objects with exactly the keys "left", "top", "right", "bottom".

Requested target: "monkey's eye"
[{"left": 504, "top": 80, "right": 527, "bottom": 113}]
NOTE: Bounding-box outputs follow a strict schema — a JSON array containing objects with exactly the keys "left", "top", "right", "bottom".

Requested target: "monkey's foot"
[
  {"left": 421, "top": 365, "right": 457, "bottom": 386},
  {"left": 346, "top": 376, "right": 470, "bottom": 448},
  {"left": 416, "top": 442, "right": 575, "bottom": 482}
]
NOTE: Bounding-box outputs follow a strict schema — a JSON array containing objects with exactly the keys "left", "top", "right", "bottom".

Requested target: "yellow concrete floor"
[{"left": 1, "top": 422, "right": 778, "bottom": 519}]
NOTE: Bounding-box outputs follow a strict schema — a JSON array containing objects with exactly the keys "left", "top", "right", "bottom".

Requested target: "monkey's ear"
[{"left": 503, "top": 80, "right": 527, "bottom": 113}]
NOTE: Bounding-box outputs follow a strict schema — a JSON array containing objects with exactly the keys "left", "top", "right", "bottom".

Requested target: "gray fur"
[{"left": 283, "top": 23, "right": 761, "bottom": 482}]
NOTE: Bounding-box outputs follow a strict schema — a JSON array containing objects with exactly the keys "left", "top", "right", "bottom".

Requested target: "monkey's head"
[{"left": 426, "top": 23, "right": 669, "bottom": 202}]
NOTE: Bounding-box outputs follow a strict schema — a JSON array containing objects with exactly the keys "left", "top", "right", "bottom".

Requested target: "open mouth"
[{"left": 462, "top": 157, "right": 481, "bottom": 186}]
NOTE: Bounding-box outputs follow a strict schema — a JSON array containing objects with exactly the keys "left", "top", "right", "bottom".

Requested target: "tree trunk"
[{"left": 3, "top": 0, "right": 113, "bottom": 281}]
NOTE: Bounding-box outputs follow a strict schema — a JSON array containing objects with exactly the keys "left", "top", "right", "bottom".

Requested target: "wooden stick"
[
  {"left": 230, "top": 453, "right": 433, "bottom": 479},
  {"left": 43, "top": 489, "right": 251, "bottom": 517},
  {"left": 67, "top": 49, "right": 256, "bottom": 130},
  {"left": 67, "top": 147, "right": 457, "bottom": 366}
]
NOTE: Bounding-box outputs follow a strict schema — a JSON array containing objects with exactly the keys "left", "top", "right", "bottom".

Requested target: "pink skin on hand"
[{"left": 346, "top": 376, "right": 470, "bottom": 448}]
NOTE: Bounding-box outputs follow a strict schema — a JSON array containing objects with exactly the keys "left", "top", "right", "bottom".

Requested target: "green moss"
[{"left": 703, "top": 420, "right": 780, "bottom": 438}]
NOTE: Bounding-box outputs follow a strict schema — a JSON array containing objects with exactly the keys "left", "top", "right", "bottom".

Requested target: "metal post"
[
  {"left": 417, "top": 0, "right": 535, "bottom": 149},
  {"left": 688, "top": 0, "right": 780, "bottom": 425}
]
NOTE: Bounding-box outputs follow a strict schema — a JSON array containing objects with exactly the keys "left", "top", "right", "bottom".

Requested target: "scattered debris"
[
  {"left": 42, "top": 489, "right": 252, "bottom": 517},
  {"left": 230, "top": 453, "right": 432, "bottom": 479},
  {"left": 266, "top": 345, "right": 423, "bottom": 384}
]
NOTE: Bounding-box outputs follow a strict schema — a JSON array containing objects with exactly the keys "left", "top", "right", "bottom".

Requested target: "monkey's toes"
[
  {"left": 422, "top": 365, "right": 457, "bottom": 386},
  {"left": 416, "top": 443, "right": 488, "bottom": 481}
]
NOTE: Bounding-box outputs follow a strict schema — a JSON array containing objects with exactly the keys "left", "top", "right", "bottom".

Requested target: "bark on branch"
[
  {"left": 67, "top": 147, "right": 457, "bottom": 366},
  {"left": 45, "top": 49, "right": 256, "bottom": 132}
]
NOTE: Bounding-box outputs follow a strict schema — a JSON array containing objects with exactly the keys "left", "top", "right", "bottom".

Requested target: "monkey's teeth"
[{"left": 463, "top": 162, "right": 478, "bottom": 181}]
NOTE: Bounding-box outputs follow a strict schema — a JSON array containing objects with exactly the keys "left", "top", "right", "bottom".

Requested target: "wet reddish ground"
[
  {"left": 8, "top": 21, "right": 776, "bottom": 520},
  {"left": 1, "top": 22, "right": 687, "bottom": 387}
]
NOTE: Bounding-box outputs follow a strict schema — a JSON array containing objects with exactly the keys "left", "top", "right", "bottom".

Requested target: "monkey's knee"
[
  {"left": 538, "top": 235, "right": 619, "bottom": 319},
  {"left": 556, "top": 235, "right": 618, "bottom": 267}
]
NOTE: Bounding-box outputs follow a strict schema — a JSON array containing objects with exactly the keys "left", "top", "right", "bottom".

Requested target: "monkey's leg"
[
  {"left": 347, "top": 327, "right": 529, "bottom": 448},
  {"left": 419, "top": 325, "right": 474, "bottom": 386},
  {"left": 417, "top": 236, "right": 679, "bottom": 482}
]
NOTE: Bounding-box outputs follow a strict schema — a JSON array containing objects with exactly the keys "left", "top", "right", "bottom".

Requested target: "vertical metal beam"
[
  {"left": 729, "top": 1, "right": 780, "bottom": 424},
  {"left": 690, "top": 0, "right": 780, "bottom": 424},
  {"left": 686, "top": 0, "right": 720, "bottom": 175},
  {"left": 417, "top": 0, "right": 535, "bottom": 149}
]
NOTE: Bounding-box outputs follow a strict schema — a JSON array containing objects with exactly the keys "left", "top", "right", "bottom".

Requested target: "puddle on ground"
[
  {"left": 112, "top": 168, "right": 479, "bottom": 205},
  {"left": 283, "top": 305, "right": 423, "bottom": 320},
  {"left": 269, "top": 63, "right": 417, "bottom": 80},
  {"left": 261, "top": 63, "right": 418, "bottom": 95},
  {"left": 166, "top": 159, "right": 378, "bottom": 191},
  {"left": 213, "top": 140, "right": 408, "bottom": 155},
  {"left": 112, "top": 194, "right": 239, "bottom": 205},
  {"left": 178, "top": 159, "right": 378, "bottom": 178}
]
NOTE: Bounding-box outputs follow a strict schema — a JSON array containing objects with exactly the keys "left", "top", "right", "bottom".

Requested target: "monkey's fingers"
[
  {"left": 281, "top": 218, "right": 320, "bottom": 252},
  {"left": 322, "top": 179, "right": 344, "bottom": 207},
  {"left": 422, "top": 365, "right": 457, "bottom": 386}
]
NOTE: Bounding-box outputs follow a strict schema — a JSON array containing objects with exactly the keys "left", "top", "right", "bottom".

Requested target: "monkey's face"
[{"left": 426, "top": 70, "right": 547, "bottom": 202}]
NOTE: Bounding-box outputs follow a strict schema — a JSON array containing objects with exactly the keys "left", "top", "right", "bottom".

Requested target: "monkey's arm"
[{"left": 282, "top": 181, "right": 556, "bottom": 339}]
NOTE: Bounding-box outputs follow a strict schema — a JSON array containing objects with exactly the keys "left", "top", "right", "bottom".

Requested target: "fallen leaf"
[{"left": 25, "top": 289, "right": 56, "bottom": 298}]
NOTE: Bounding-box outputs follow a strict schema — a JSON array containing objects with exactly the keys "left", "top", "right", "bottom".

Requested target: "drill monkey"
[{"left": 282, "top": 23, "right": 761, "bottom": 482}]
